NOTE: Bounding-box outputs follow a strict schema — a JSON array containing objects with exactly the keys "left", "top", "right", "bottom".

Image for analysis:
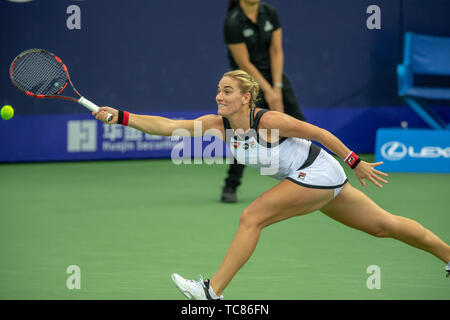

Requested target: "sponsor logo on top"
[
  {"left": 381, "top": 141, "right": 407, "bottom": 161},
  {"left": 381, "top": 141, "right": 450, "bottom": 161}
]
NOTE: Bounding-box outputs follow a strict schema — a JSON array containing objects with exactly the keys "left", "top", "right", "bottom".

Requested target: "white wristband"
[{"left": 274, "top": 82, "right": 283, "bottom": 89}]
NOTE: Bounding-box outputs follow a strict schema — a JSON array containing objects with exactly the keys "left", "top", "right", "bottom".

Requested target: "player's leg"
[
  {"left": 320, "top": 183, "right": 450, "bottom": 264},
  {"left": 210, "top": 179, "right": 335, "bottom": 296}
]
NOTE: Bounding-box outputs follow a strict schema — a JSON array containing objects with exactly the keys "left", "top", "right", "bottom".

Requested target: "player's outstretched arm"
[
  {"left": 93, "top": 106, "right": 224, "bottom": 138},
  {"left": 261, "top": 110, "right": 389, "bottom": 188}
]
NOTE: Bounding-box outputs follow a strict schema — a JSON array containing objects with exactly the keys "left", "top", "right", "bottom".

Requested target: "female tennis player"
[{"left": 93, "top": 70, "right": 450, "bottom": 300}]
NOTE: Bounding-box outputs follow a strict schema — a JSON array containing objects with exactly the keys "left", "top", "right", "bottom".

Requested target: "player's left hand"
[{"left": 353, "top": 161, "right": 388, "bottom": 188}]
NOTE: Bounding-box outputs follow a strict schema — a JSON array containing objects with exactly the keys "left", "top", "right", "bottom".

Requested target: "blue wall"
[{"left": 1, "top": 0, "right": 450, "bottom": 155}]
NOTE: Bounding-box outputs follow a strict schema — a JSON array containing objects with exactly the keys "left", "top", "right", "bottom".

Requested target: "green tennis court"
[{"left": 0, "top": 154, "right": 449, "bottom": 300}]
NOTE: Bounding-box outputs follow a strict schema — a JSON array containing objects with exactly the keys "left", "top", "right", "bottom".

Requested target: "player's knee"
[
  {"left": 368, "top": 227, "right": 390, "bottom": 238},
  {"left": 367, "top": 217, "right": 396, "bottom": 238},
  {"left": 239, "top": 208, "right": 264, "bottom": 230}
]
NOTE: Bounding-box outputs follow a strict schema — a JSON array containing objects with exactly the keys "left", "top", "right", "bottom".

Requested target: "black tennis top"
[{"left": 224, "top": 2, "right": 281, "bottom": 79}]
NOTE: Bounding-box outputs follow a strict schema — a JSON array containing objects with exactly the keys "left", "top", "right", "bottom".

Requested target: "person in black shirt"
[{"left": 221, "top": 0, "right": 306, "bottom": 202}]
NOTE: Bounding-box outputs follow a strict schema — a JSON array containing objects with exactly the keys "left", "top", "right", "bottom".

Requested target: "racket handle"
[{"left": 78, "top": 96, "right": 113, "bottom": 122}]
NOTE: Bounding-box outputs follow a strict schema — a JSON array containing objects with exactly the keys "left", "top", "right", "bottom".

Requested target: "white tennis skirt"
[{"left": 286, "top": 149, "right": 348, "bottom": 197}]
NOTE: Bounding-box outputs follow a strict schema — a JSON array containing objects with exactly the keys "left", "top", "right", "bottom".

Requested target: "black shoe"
[{"left": 221, "top": 186, "right": 237, "bottom": 203}]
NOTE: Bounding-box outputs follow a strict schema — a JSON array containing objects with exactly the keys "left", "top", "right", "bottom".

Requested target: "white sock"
[
  {"left": 205, "top": 280, "right": 223, "bottom": 299},
  {"left": 208, "top": 286, "right": 220, "bottom": 299}
]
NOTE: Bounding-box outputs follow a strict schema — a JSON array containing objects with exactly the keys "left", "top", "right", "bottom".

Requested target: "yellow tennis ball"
[{"left": 1, "top": 105, "right": 14, "bottom": 120}]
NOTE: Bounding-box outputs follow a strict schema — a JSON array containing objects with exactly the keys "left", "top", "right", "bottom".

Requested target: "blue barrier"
[
  {"left": 2, "top": 106, "right": 450, "bottom": 163},
  {"left": 375, "top": 128, "right": 450, "bottom": 173},
  {"left": 0, "top": 111, "right": 231, "bottom": 163}
]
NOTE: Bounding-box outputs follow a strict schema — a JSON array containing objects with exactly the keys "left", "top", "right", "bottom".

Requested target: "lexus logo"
[{"left": 381, "top": 141, "right": 407, "bottom": 161}]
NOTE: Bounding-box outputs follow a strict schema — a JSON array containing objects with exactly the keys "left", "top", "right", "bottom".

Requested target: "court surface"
[{"left": 0, "top": 154, "right": 449, "bottom": 299}]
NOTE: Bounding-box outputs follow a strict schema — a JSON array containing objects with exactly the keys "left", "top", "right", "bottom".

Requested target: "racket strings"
[{"left": 12, "top": 51, "right": 68, "bottom": 96}]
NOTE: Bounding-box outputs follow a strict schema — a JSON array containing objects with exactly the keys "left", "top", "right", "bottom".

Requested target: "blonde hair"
[{"left": 223, "top": 70, "right": 260, "bottom": 108}]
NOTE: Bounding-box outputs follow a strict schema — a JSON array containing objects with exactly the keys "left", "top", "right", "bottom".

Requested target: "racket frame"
[{"left": 9, "top": 48, "right": 112, "bottom": 120}]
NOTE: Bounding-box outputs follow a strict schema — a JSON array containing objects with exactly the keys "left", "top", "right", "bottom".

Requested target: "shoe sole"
[
  {"left": 221, "top": 199, "right": 237, "bottom": 203},
  {"left": 221, "top": 195, "right": 237, "bottom": 203}
]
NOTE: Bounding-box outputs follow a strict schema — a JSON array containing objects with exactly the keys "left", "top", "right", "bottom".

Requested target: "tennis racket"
[{"left": 9, "top": 48, "right": 112, "bottom": 122}]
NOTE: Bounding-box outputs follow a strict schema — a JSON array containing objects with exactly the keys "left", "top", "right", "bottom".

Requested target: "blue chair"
[{"left": 397, "top": 32, "right": 450, "bottom": 129}]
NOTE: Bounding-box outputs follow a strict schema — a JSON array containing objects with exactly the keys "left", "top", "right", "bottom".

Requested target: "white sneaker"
[
  {"left": 171, "top": 273, "right": 222, "bottom": 300},
  {"left": 445, "top": 262, "right": 450, "bottom": 278}
]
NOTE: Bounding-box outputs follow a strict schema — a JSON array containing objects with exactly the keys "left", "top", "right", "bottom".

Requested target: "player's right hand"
[{"left": 93, "top": 106, "right": 118, "bottom": 124}]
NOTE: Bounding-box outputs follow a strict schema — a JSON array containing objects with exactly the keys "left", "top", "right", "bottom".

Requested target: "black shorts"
[{"left": 257, "top": 73, "right": 305, "bottom": 121}]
